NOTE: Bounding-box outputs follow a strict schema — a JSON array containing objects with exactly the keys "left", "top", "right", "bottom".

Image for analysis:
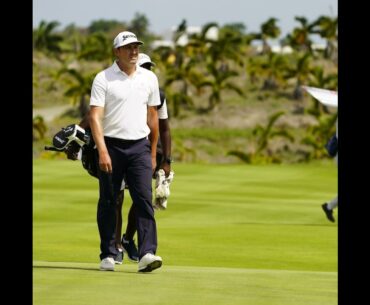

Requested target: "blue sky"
[{"left": 33, "top": 0, "right": 337, "bottom": 38}]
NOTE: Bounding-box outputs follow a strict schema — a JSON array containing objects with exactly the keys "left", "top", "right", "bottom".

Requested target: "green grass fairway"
[{"left": 33, "top": 159, "right": 337, "bottom": 305}]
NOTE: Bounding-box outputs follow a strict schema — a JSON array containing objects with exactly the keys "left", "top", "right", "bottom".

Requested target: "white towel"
[{"left": 153, "top": 169, "right": 174, "bottom": 210}]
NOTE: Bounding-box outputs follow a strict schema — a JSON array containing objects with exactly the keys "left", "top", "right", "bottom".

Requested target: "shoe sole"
[
  {"left": 326, "top": 215, "right": 335, "bottom": 222},
  {"left": 138, "top": 260, "right": 162, "bottom": 272},
  {"left": 114, "top": 261, "right": 123, "bottom": 265}
]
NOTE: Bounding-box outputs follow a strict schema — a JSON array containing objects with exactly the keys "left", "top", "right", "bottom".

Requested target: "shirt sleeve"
[
  {"left": 148, "top": 73, "right": 161, "bottom": 107},
  {"left": 90, "top": 73, "right": 106, "bottom": 107},
  {"left": 158, "top": 99, "right": 169, "bottom": 119}
]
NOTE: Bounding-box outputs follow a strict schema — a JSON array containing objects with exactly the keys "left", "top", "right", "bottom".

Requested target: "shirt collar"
[{"left": 112, "top": 61, "right": 141, "bottom": 77}]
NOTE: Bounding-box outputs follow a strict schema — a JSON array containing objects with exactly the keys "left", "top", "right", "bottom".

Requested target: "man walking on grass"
[{"left": 89, "top": 31, "right": 162, "bottom": 272}]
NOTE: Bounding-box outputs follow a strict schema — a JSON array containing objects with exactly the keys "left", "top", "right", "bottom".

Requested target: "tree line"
[{"left": 33, "top": 13, "right": 337, "bottom": 163}]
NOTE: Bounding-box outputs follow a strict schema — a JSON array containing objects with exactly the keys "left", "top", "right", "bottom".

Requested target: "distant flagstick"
[{"left": 302, "top": 86, "right": 338, "bottom": 108}]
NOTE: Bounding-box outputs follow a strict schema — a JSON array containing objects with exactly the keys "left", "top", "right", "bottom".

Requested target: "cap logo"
[{"left": 122, "top": 34, "right": 137, "bottom": 41}]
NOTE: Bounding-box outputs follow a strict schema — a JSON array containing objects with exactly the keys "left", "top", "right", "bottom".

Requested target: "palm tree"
[
  {"left": 259, "top": 53, "right": 289, "bottom": 90},
  {"left": 88, "top": 19, "right": 126, "bottom": 33},
  {"left": 252, "top": 111, "right": 294, "bottom": 155},
  {"left": 228, "top": 111, "right": 294, "bottom": 163},
  {"left": 128, "top": 13, "right": 150, "bottom": 40},
  {"left": 301, "top": 113, "right": 337, "bottom": 161},
  {"left": 285, "top": 53, "right": 313, "bottom": 100},
  {"left": 203, "top": 23, "right": 246, "bottom": 67},
  {"left": 282, "top": 17, "right": 315, "bottom": 54},
  {"left": 33, "top": 20, "right": 63, "bottom": 58},
  {"left": 58, "top": 68, "right": 97, "bottom": 118},
  {"left": 172, "top": 19, "right": 187, "bottom": 43},
  {"left": 60, "top": 23, "right": 84, "bottom": 54},
  {"left": 155, "top": 21, "right": 206, "bottom": 116},
  {"left": 161, "top": 47, "right": 200, "bottom": 115},
  {"left": 165, "top": 88, "right": 194, "bottom": 118},
  {"left": 33, "top": 115, "right": 47, "bottom": 141},
  {"left": 77, "top": 32, "right": 113, "bottom": 67},
  {"left": 311, "top": 16, "right": 338, "bottom": 61},
  {"left": 251, "top": 18, "right": 281, "bottom": 54},
  {"left": 246, "top": 56, "right": 265, "bottom": 85},
  {"left": 186, "top": 23, "right": 246, "bottom": 110},
  {"left": 198, "top": 65, "right": 245, "bottom": 110}
]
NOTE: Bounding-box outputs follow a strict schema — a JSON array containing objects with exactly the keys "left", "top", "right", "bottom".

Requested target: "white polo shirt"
[
  {"left": 90, "top": 62, "right": 161, "bottom": 140},
  {"left": 158, "top": 99, "right": 168, "bottom": 120}
]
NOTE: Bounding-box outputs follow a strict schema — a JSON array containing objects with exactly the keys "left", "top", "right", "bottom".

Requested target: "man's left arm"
[{"left": 147, "top": 106, "right": 159, "bottom": 173}]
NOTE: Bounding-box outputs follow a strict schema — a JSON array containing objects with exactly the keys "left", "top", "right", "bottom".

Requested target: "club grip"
[{"left": 44, "top": 146, "right": 63, "bottom": 151}]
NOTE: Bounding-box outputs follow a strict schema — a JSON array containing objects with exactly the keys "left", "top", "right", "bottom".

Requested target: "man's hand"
[
  {"left": 159, "top": 161, "right": 171, "bottom": 176},
  {"left": 152, "top": 156, "right": 157, "bottom": 175},
  {"left": 98, "top": 150, "right": 112, "bottom": 173}
]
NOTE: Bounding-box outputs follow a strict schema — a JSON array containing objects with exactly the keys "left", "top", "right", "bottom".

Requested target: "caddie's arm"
[
  {"left": 159, "top": 118, "right": 172, "bottom": 176},
  {"left": 89, "top": 105, "right": 112, "bottom": 173},
  {"left": 147, "top": 106, "right": 159, "bottom": 173},
  {"left": 79, "top": 111, "right": 90, "bottom": 129}
]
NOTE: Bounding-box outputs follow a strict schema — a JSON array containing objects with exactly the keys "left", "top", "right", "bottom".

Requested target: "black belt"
[{"left": 104, "top": 136, "right": 146, "bottom": 146}]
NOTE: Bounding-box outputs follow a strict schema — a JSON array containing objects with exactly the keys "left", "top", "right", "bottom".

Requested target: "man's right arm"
[{"left": 89, "top": 106, "right": 112, "bottom": 173}]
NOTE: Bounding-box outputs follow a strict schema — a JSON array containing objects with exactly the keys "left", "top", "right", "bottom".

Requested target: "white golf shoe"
[
  {"left": 138, "top": 253, "right": 162, "bottom": 272},
  {"left": 100, "top": 257, "right": 115, "bottom": 271}
]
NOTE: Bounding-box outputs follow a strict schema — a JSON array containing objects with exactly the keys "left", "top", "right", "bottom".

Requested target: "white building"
[{"left": 151, "top": 25, "right": 219, "bottom": 49}]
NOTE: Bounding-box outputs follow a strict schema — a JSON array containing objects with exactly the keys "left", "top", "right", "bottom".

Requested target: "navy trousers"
[{"left": 96, "top": 137, "right": 157, "bottom": 260}]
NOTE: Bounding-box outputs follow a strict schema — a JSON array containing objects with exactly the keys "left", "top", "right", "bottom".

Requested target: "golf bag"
[
  {"left": 45, "top": 124, "right": 98, "bottom": 178},
  {"left": 47, "top": 124, "right": 89, "bottom": 151},
  {"left": 80, "top": 129, "right": 98, "bottom": 178}
]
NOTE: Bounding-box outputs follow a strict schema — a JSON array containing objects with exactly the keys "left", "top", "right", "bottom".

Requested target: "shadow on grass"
[
  {"left": 233, "top": 222, "right": 336, "bottom": 227},
  {"left": 32, "top": 264, "right": 162, "bottom": 275},
  {"left": 33, "top": 265, "right": 138, "bottom": 273}
]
